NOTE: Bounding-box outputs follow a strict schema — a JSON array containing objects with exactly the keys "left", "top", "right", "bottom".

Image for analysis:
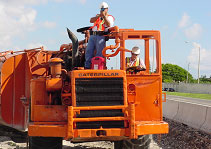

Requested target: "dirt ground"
[{"left": 0, "top": 136, "right": 161, "bottom": 149}]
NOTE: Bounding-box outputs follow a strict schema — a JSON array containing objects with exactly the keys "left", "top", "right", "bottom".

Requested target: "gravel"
[
  {"left": 0, "top": 118, "right": 210, "bottom": 149},
  {"left": 153, "top": 118, "right": 211, "bottom": 149}
]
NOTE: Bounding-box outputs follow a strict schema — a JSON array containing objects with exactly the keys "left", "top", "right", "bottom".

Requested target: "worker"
[
  {"left": 85, "top": 2, "right": 115, "bottom": 69},
  {"left": 126, "top": 46, "right": 146, "bottom": 73}
]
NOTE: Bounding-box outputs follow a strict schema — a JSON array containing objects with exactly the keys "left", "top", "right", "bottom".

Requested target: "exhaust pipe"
[{"left": 67, "top": 28, "right": 79, "bottom": 69}]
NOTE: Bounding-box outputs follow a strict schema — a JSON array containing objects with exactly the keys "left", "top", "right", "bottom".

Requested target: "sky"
[{"left": 0, "top": 0, "right": 211, "bottom": 78}]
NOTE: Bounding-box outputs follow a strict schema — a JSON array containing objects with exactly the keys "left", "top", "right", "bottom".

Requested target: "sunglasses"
[{"left": 101, "top": 8, "right": 106, "bottom": 11}]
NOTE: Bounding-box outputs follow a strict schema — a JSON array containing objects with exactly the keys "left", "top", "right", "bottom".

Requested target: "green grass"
[{"left": 164, "top": 91, "right": 211, "bottom": 100}]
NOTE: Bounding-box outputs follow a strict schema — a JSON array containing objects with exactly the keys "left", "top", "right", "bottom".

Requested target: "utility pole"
[
  {"left": 186, "top": 63, "right": 190, "bottom": 83},
  {"left": 198, "top": 46, "right": 200, "bottom": 84},
  {"left": 185, "top": 41, "right": 200, "bottom": 84}
]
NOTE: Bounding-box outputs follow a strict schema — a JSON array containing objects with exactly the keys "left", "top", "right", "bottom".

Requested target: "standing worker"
[
  {"left": 126, "top": 46, "right": 146, "bottom": 73},
  {"left": 85, "top": 2, "right": 115, "bottom": 69}
]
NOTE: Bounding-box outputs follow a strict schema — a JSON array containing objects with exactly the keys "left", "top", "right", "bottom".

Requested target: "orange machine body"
[{"left": 0, "top": 27, "right": 168, "bottom": 141}]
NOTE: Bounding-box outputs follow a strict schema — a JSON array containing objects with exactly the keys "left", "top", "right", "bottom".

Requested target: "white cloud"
[
  {"left": 184, "top": 24, "right": 202, "bottom": 39},
  {"left": 0, "top": 0, "right": 84, "bottom": 51},
  {"left": 0, "top": 36, "right": 12, "bottom": 51},
  {"left": 1, "top": 0, "right": 48, "bottom": 6},
  {"left": 178, "top": 13, "right": 191, "bottom": 28},
  {"left": 1, "top": 0, "right": 83, "bottom": 5},
  {"left": 54, "top": 0, "right": 65, "bottom": 2},
  {"left": 0, "top": 3, "right": 37, "bottom": 49},
  {"left": 43, "top": 21, "right": 57, "bottom": 28},
  {"left": 19, "top": 9, "right": 37, "bottom": 26},
  {"left": 188, "top": 43, "right": 211, "bottom": 71},
  {"left": 178, "top": 13, "right": 203, "bottom": 40},
  {"left": 0, "top": 0, "right": 59, "bottom": 50}
]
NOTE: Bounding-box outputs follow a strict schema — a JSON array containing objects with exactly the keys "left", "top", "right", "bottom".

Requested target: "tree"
[
  {"left": 162, "top": 63, "right": 193, "bottom": 83},
  {"left": 200, "top": 75, "right": 211, "bottom": 84}
]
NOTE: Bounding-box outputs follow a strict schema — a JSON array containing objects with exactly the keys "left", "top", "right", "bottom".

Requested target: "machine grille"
[
  {"left": 75, "top": 78, "right": 124, "bottom": 106},
  {"left": 75, "top": 78, "right": 125, "bottom": 129}
]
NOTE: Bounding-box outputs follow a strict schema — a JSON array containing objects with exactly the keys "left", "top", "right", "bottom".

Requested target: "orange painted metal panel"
[
  {"left": 127, "top": 76, "right": 162, "bottom": 121},
  {"left": 72, "top": 105, "right": 126, "bottom": 110},
  {"left": 145, "top": 39, "right": 150, "bottom": 73},
  {"left": 136, "top": 121, "right": 169, "bottom": 135},
  {"left": 74, "top": 128, "right": 126, "bottom": 138},
  {"left": 46, "top": 78, "right": 62, "bottom": 92},
  {"left": 28, "top": 125, "right": 128, "bottom": 140},
  {"left": 28, "top": 120, "right": 168, "bottom": 139},
  {"left": 1, "top": 50, "right": 52, "bottom": 130},
  {"left": 73, "top": 117, "right": 127, "bottom": 122},
  {"left": 27, "top": 51, "right": 51, "bottom": 77},
  {"left": 31, "top": 78, "right": 47, "bottom": 122},
  {"left": 71, "top": 69, "right": 126, "bottom": 79},
  {"left": 33, "top": 122, "right": 66, "bottom": 125},
  {"left": 32, "top": 105, "right": 67, "bottom": 122},
  {"left": 129, "top": 103, "right": 136, "bottom": 139},
  {"left": 13, "top": 55, "right": 27, "bottom": 129},
  {"left": 1, "top": 56, "right": 15, "bottom": 125},
  {"left": 28, "top": 124, "right": 67, "bottom": 137},
  {"left": 1, "top": 54, "right": 28, "bottom": 130},
  {"left": 67, "top": 106, "right": 74, "bottom": 139}
]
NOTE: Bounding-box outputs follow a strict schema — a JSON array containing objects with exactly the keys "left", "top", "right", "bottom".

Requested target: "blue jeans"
[{"left": 85, "top": 35, "right": 105, "bottom": 68}]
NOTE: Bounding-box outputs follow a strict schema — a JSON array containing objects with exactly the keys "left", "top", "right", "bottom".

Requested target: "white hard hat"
[
  {"left": 132, "top": 46, "right": 140, "bottom": 55},
  {"left": 99, "top": 2, "right": 109, "bottom": 9}
]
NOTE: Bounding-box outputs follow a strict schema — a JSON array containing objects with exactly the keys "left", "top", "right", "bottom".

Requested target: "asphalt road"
[{"left": 166, "top": 95, "right": 211, "bottom": 106}]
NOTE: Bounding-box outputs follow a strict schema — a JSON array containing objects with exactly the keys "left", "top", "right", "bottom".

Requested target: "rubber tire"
[
  {"left": 10, "top": 136, "right": 27, "bottom": 143},
  {"left": 114, "top": 135, "right": 151, "bottom": 149},
  {"left": 114, "top": 140, "right": 123, "bottom": 149},
  {"left": 29, "top": 137, "right": 63, "bottom": 149}
]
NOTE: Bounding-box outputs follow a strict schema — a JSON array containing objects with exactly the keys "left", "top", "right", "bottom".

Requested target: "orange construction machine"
[{"left": 0, "top": 26, "right": 168, "bottom": 149}]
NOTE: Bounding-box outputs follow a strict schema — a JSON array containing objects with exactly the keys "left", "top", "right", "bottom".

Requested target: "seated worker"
[{"left": 126, "top": 46, "right": 146, "bottom": 73}]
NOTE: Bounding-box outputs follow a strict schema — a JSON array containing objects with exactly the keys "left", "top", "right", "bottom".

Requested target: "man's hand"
[
  {"left": 96, "top": 14, "right": 101, "bottom": 18},
  {"left": 100, "top": 11, "right": 110, "bottom": 27},
  {"left": 100, "top": 11, "right": 106, "bottom": 18},
  {"left": 137, "top": 66, "right": 146, "bottom": 71},
  {"left": 136, "top": 66, "right": 142, "bottom": 70}
]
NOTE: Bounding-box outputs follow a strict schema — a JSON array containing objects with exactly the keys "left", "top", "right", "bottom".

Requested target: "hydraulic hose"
[{"left": 102, "top": 26, "right": 121, "bottom": 58}]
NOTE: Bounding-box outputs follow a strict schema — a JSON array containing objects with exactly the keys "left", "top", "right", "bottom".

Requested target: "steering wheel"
[
  {"left": 77, "top": 26, "right": 92, "bottom": 33},
  {"left": 126, "top": 66, "right": 146, "bottom": 73}
]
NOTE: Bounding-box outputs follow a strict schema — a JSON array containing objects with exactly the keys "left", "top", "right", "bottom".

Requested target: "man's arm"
[
  {"left": 139, "top": 59, "right": 146, "bottom": 69},
  {"left": 102, "top": 15, "right": 111, "bottom": 27},
  {"left": 90, "top": 14, "right": 100, "bottom": 23}
]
